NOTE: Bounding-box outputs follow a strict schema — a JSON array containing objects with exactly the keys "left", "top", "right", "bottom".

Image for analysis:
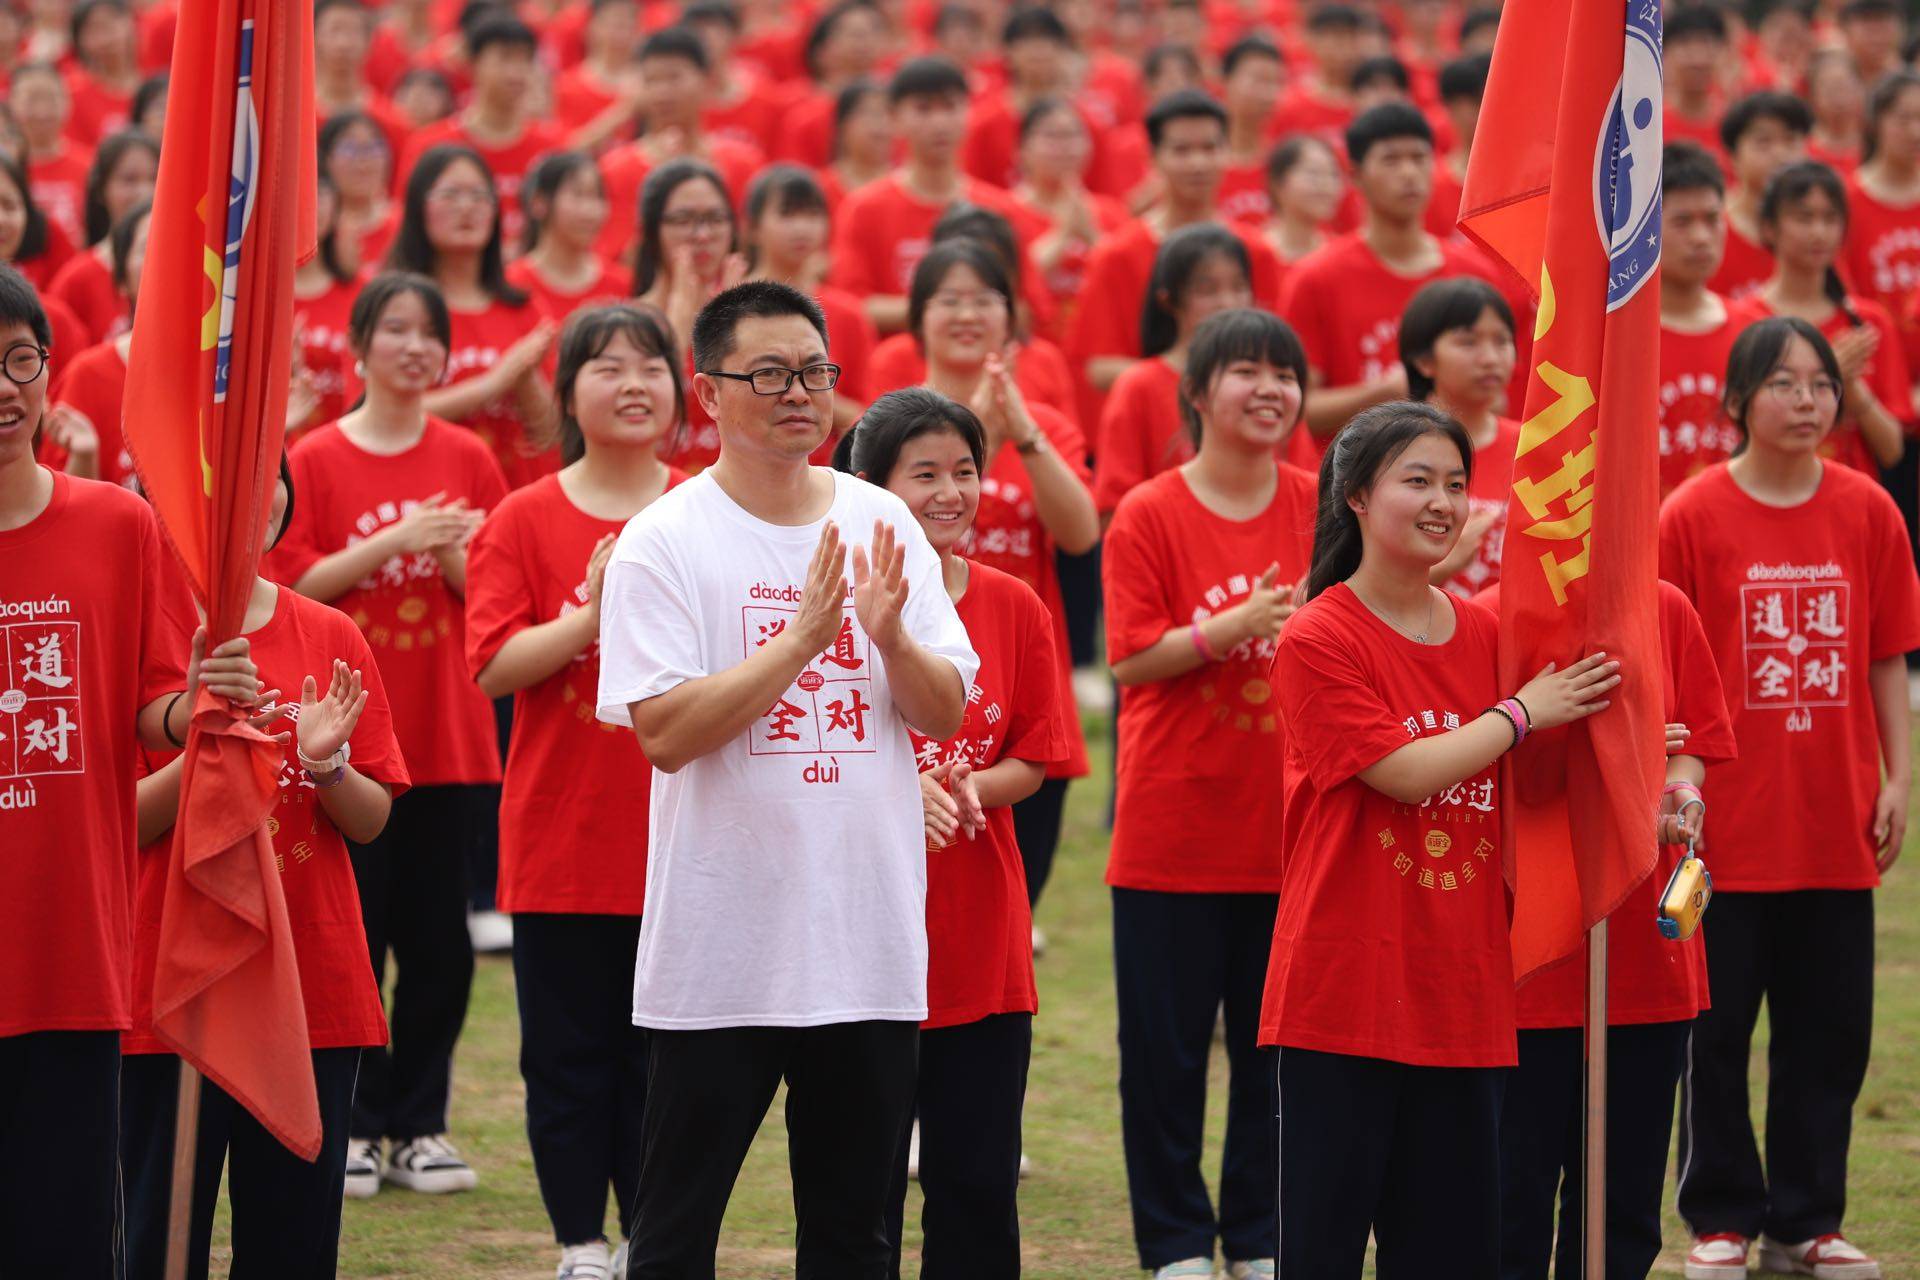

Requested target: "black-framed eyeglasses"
[
  {"left": 704, "top": 363, "right": 842, "bottom": 395},
  {"left": 2, "top": 343, "right": 46, "bottom": 385}
]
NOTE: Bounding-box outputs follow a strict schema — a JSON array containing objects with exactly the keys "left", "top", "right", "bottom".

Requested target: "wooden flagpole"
[
  {"left": 164, "top": 1061, "right": 203, "bottom": 1280},
  {"left": 1582, "top": 919, "right": 1608, "bottom": 1279}
]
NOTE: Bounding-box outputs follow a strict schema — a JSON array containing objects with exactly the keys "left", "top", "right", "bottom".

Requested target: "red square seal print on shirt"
[
  {"left": 744, "top": 606, "right": 879, "bottom": 756},
  {"left": 1741, "top": 580, "right": 1850, "bottom": 712},
  {"left": 2, "top": 620, "right": 85, "bottom": 779}
]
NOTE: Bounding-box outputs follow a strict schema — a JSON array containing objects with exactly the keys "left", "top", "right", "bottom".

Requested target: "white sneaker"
[
  {"left": 1031, "top": 924, "right": 1047, "bottom": 958},
  {"left": 557, "top": 1241, "right": 612, "bottom": 1280},
  {"left": 384, "top": 1133, "right": 479, "bottom": 1193},
  {"left": 343, "top": 1137, "right": 384, "bottom": 1199},
  {"left": 610, "top": 1241, "right": 629, "bottom": 1279},
  {"left": 906, "top": 1120, "right": 921, "bottom": 1180},
  {"left": 467, "top": 909, "right": 513, "bottom": 954},
  {"left": 1686, "top": 1234, "right": 1751, "bottom": 1279},
  {"left": 1227, "top": 1261, "right": 1275, "bottom": 1280},
  {"left": 1758, "top": 1234, "right": 1882, "bottom": 1279},
  {"left": 1152, "top": 1260, "right": 1215, "bottom": 1279}
]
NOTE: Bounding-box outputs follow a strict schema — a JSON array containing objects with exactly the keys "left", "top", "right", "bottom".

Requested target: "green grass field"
[{"left": 226, "top": 710, "right": 1919, "bottom": 1277}]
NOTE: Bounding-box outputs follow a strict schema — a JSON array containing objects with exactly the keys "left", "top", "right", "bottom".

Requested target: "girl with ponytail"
[
  {"left": 1262, "top": 400, "right": 1621, "bottom": 1278},
  {"left": 1728, "top": 159, "right": 1908, "bottom": 473}
]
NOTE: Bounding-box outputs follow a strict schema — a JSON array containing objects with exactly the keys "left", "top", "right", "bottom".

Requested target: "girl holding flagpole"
[
  {"left": 120, "top": 461, "right": 408, "bottom": 1279},
  {"left": 1261, "top": 400, "right": 1619, "bottom": 1279},
  {"left": 1662, "top": 317, "right": 1920, "bottom": 1280},
  {"left": 462, "top": 304, "right": 688, "bottom": 1280},
  {"left": 269, "top": 270, "right": 509, "bottom": 1200}
]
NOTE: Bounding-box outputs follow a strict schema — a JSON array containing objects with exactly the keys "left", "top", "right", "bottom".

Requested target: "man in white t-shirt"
[{"left": 596, "top": 281, "right": 978, "bottom": 1278}]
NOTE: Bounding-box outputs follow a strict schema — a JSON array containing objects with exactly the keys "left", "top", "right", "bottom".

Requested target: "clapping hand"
[
  {"left": 297, "top": 660, "right": 369, "bottom": 764},
  {"left": 853, "top": 519, "right": 909, "bottom": 653}
]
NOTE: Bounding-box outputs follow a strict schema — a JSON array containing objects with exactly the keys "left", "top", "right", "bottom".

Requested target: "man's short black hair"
[
  {"left": 934, "top": 4, "right": 982, "bottom": 38},
  {"left": 0, "top": 264, "right": 51, "bottom": 349},
  {"left": 1142, "top": 42, "right": 1202, "bottom": 86},
  {"left": 1305, "top": 2, "right": 1364, "bottom": 33},
  {"left": 1840, "top": 0, "right": 1901, "bottom": 20},
  {"left": 1002, "top": 6, "right": 1070, "bottom": 47},
  {"left": 887, "top": 55, "right": 969, "bottom": 105},
  {"left": 1437, "top": 52, "right": 1490, "bottom": 104},
  {"left": 1666, "top": 4, "right": 1730, "bottom": 44},
  {"left": 1345, "top": 101, "right": 1432, "bottom": 166},
  {"left": 681, "top": 0, "right": 741, "bottom": 32},
  {"left": 692, "top": 281, "right": 829, "bottom": 373},
  {"left": 1457, "top": 7, "right": 1500, "bottom": 46},
  {"left": 640, "top": 26, "right": 710, "bottom": 71},
  {"left": 465, "top": 10, "right": 537, "bottom": 58},
  {"left": 1146, "top": 89, "right": 1227, "bottom": 149},
  {"left": 1221, "top": 34, "right": 1282, "bottom": 79},
  {"left": 1720, "top": 89, "right": 1813, "bottom": 152},
  {"left": 1664, "top": 140, "right": 1727, "bottom": 199},
  {"left": 1351, "top": 55, "right": 1409, "bottom": 93}
]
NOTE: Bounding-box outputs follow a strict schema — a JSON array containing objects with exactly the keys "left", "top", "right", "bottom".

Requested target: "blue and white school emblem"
[{"left": 1593, "top": 0, "right": 1663, "bottom": 311}]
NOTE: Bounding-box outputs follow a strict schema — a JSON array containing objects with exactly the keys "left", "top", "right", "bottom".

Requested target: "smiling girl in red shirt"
[
  {"left": 119, "top": 461, "right": 408, "bottom": 1279},
  {"left": 387, "top": 143, "right": 558, "bottom": 490},
  {"left": 1263, "top": 402, "right": 1619, "bottom": 1279},
  {"left": 465, "top": 305, "right": 688, "bottom": 1280},
  {"left": 1398, "top": 277, "right": 1519, "bottom": 600},
  {"left": 321, "top": 110, "right": 399, "bottom": 273},
  {"left": 1661, "top": 317, "right": 1920, "bottom": 1280},
  {"left": 1102, "top": 308, "right": 1317, "bottom": 1279},
  {"left": 1093, "top": 223, "right": 1253, "bottom": 519},
  {"left": 271, "top": 271, "right": 509, "bottom": 1200},
  {"left": 505, "top": 151, "right": 626, "bottom": 329},
  {"left": 910, "top": 238, "right": 1097, "bottom": 912},
  {"left": 1727, "top": 160, "right": 1910, "bottom": 477},
  {"left": 838, "top": 386, "right": 1068, "bottom": 1280}
]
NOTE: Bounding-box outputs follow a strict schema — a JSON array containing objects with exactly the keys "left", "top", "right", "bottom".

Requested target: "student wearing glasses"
[{"left": 596, "top": 281, "right": 976, "bottom": 1277}]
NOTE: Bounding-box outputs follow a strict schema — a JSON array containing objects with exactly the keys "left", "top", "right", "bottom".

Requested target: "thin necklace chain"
[{"left": 1353, "top": 581, "right": 1437, "bottom": 644}]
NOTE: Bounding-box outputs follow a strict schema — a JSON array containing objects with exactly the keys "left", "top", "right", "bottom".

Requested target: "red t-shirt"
[
  {"left": 1440, "top": 418, "right": 1519, "bottom": 601},
  {"left": 1709, "top": 219, "right": 1773, "bottom": 301},
  {"left": 0, "top": 473, "right": 188, "bottom": 1036},
  {"left": 444, "top": 296, "right": 558, "bottom": 490},
  {"left": 1725, "top": 293, "right": 1912, "bottom": 476},
  {"left": 270, "top": 420, "right": 509, "bottom": 787},
  {"left": 827, "top": 173, "right": 1044, "bottom": 301},
  {"left": 1512, "top": 581, "right": 1737, "bottom": 1028},
  {"left": 955, "top": 403, "right": 1091, "bottom": 779},
  {"left": 1218, "top": 159, "right": 1272, "bottom": 226},
  {"left": 1019, "top": 189, "right": 1130, "bottom": 348},
  {"left": 863, "top": 334, "right": 1076, "bottom": 417},
  {"left": 594, "top": 135, "right": 767, "bottom": 262},
  {"left": 1259, "top": 585, "right": 1514, "bottom": 1066},
  {"left": 1279, "top": 232, "right": 1521, "bottom": 467},
  {"left": 1427, "top": 161, "right": 1466, "bottom": 240},
  {"left": 1093, "top": 355, "right": 1189, "bottom": 515},
  {"left": 464, "top": 471, "right": 687, "bottom": 915},
  {"left": 1070, "top": 217, "right": 1284, "bottom": 369},
  {"left": 816, "top": 283, "right": 879, "bottom": 403},
  {"left": 28, "top": 145, "right": 91, "bottom": 249},
  {"left": 46, "top": 249, "right": 127, "bottom": 346},
  {"left": 41, "top": 339, "right": 131, "bottom": 487},
  {"left": 1267, "top": 83, "right": 1354, "bottom": 153},
  {"left": 552, "top": 63, "right": 621, "bottom": 135},
  {"left": 1103, "top": 464, "right": 1317, "bottom": 892},
  {"left": 704, "top": 69, "right": 790, "bottom": 157},
  {"left": 294, "top": 275, "right": 363, "bottom": 430},
  {"left": 123, "top": 588, "right": 411, "bottom": 1054},
  {"left": 1664, "top": 106, "right": 1727, "bottom": 167},
  {"left": 1659, "top": 461, "right": 1920, "bottom": 889},
  {"left": 1841, "top": 177, "right": 1920, "bottom": 340},
  {"left": 910, "top": 562, "right": 1067, "bottom": 1028},
  {"left": 62, "top": 69, "right": 130, "bottom": 149},
  {"left": 773, "top": 90, "right": 841, "bottom": 170},
  {"left": 1658, "top": 309, "right": 1742, "bottom": 498},
  {"left": 396, "top": 117, "right": 568, "bottom": 250},
  {"left": 503, "top": 255, "right": 627, "bottom": 328}
]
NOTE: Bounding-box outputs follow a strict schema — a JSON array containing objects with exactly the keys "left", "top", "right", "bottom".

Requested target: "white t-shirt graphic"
[{"left": 597, "top": 469, "right": 979, "bottom": 1028}]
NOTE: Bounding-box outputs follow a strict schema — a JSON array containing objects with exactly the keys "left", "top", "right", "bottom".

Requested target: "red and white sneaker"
[
  {"left": 1757, "top": 1234, "right": 1882, "bottom": 1279},
  {"left": 1686, "top": 1233, "right": 1752, "bottom": 1278}
]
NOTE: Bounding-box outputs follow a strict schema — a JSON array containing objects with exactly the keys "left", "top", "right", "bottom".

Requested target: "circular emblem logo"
[
  {"left": 1424, "top": 830, "right": 1453, "bottom": 859},
  {"left": 797, "top": 670, "right": 825, "bottom": 692},
  {"left": 1593, "top": 1, "right": 1664, "bottom": 311},
  {"left": 396, "top": 596, "right": 429, "bottom": 624},
  {"left": 0, "top": 689, "right": 23, "bottom": 714}
]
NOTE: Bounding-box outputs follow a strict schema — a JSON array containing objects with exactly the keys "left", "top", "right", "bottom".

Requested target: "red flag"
[
  {"left": 123, "top": 0, "right": 321, "bottom": 1159},
  {"left": 1458, "top": 0, "right": 1666, "bottom": 984}
]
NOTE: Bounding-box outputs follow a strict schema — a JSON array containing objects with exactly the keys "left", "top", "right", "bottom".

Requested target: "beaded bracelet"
[{"left": 1485, "top": 704, "right": 1522, "bottom": 750}]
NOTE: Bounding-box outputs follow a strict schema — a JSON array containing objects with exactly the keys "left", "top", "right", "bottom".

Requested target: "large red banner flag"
[
  {"left": 122, "top": 0, "right": 321, "bottom": 1158},
  {"left": 1457, "top": 0, "right": 1666, "bottom": 984}
]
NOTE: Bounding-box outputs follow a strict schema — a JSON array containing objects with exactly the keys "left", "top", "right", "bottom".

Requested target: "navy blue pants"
[
  {"left": 1112, "top": 887, "right": 1278, "bottom": 1270},
  {"left": 1276, "top": 1046, "right": 1505, "bottom": 1279},
  {"left": 119, "top": 1047, "right": 361, "bottom": 1280},
  {"left": 0, "top": 1030, "right": 119, "bottom": 1277},
  {"left": 1498, "top": 1020, "right": 1690, "bottom": 1280},
  {"left": 513, "top": 912, "right": 648, "bottom": 1246}
]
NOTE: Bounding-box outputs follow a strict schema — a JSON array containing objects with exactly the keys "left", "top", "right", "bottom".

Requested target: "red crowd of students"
[{"left": 7, "top": 0, "right": 1920, "bottom": 1278}]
